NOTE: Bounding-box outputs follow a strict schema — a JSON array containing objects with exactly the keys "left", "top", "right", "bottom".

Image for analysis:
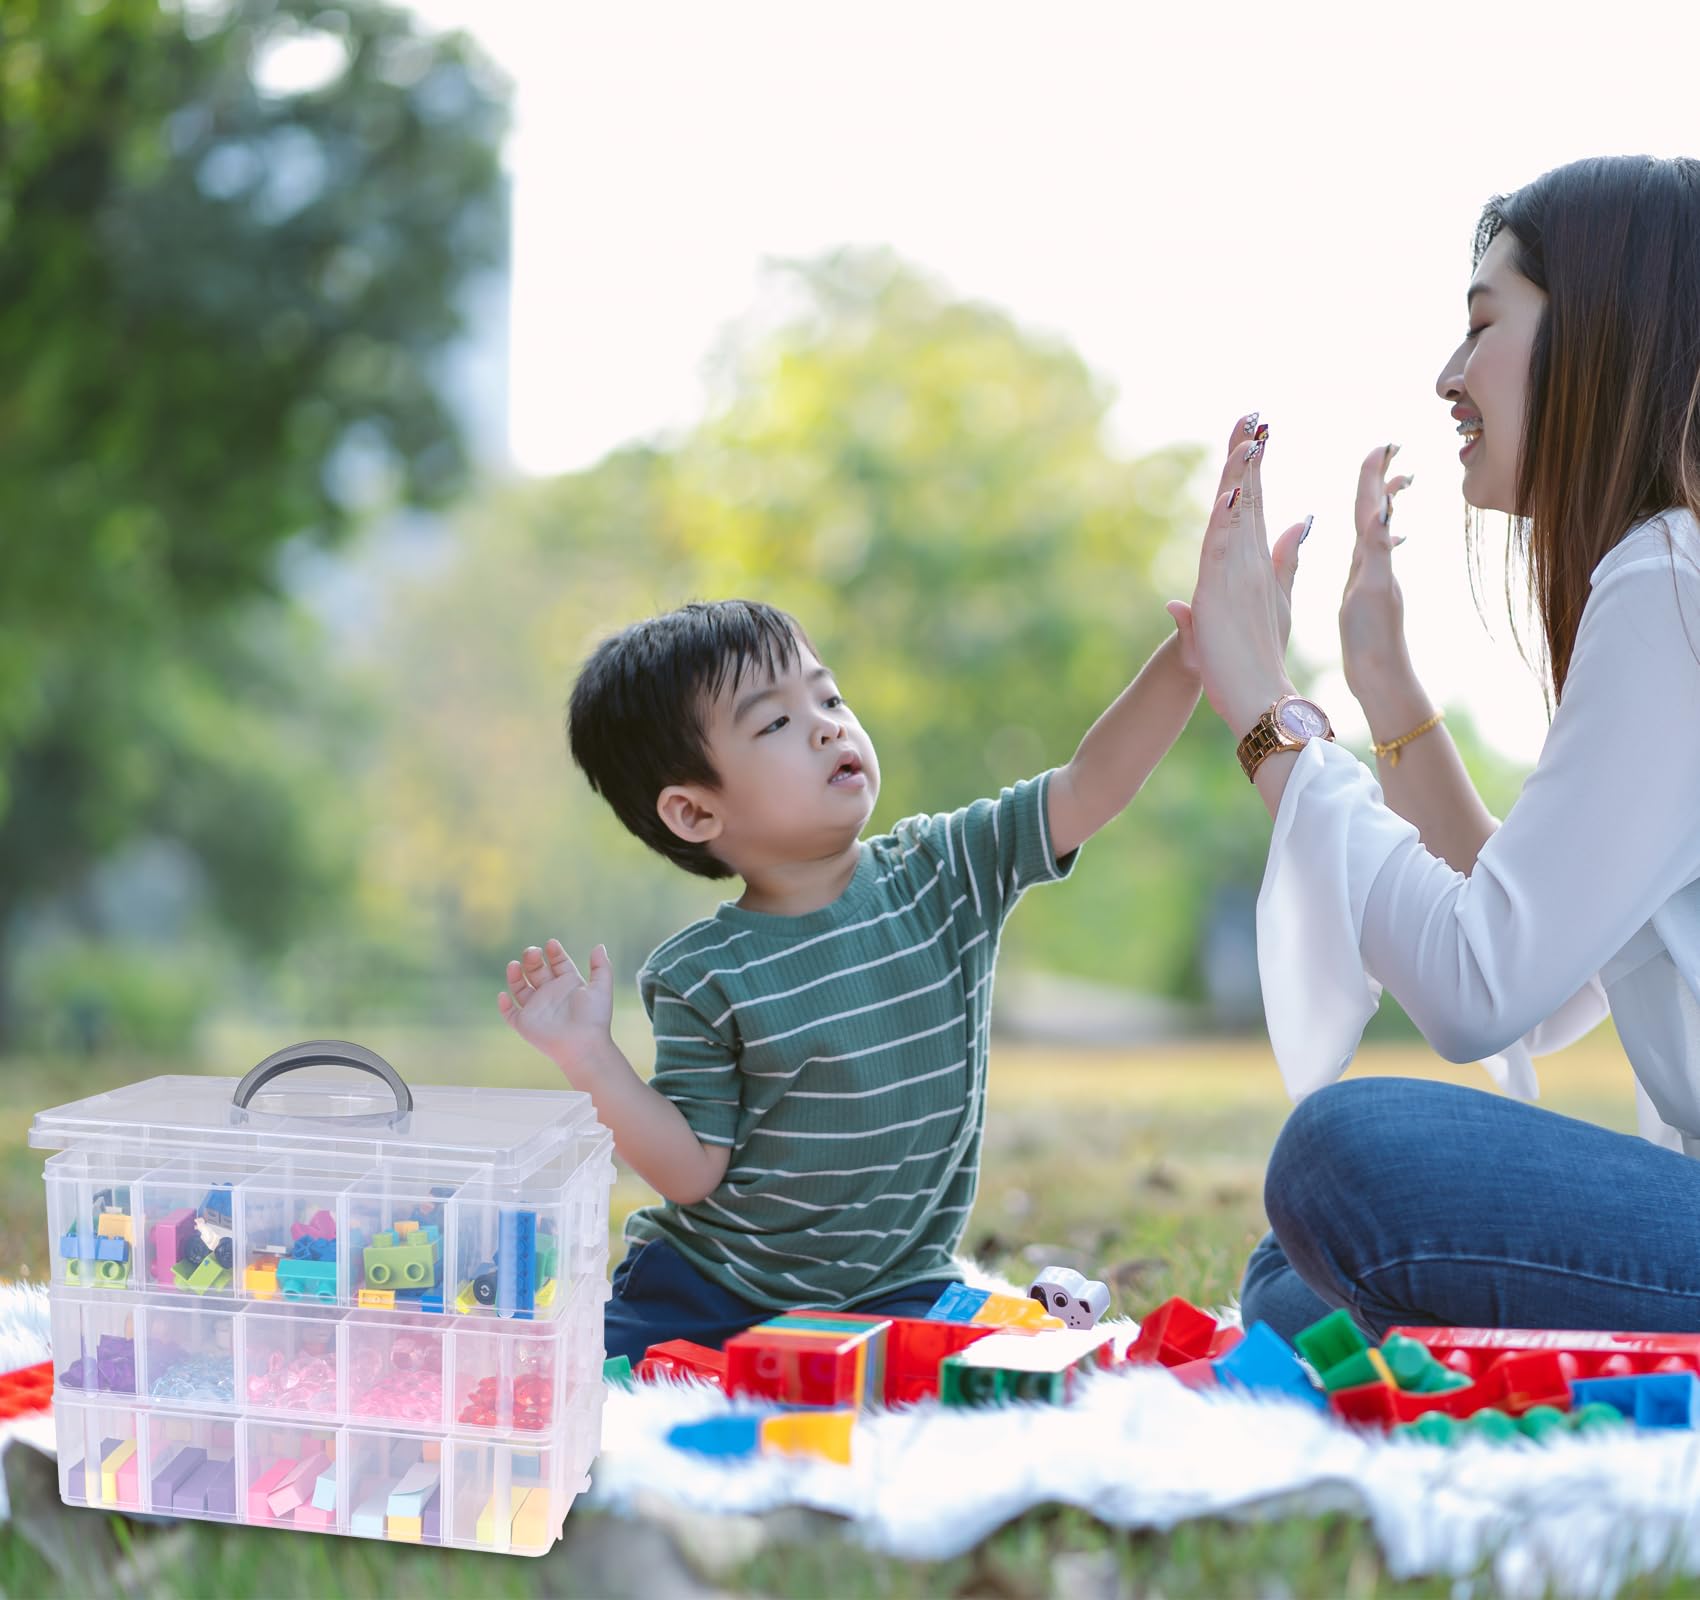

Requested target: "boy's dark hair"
[{"left": 567, "top": 599, "right": 815, "bottom": 880}]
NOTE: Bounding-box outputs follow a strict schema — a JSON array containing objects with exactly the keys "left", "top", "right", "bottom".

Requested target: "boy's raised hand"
[{"left": 497, "top": 939, "right": 615, "bottom": 1068}]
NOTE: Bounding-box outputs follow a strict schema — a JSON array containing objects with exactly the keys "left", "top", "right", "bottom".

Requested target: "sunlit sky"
[{"left": 403, "top": 0, "right": 1697, "bottom": 763}]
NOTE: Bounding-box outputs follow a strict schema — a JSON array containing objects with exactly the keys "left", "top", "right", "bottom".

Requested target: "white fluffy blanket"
[
  {"left": 589, "top": 1269, "right": 1700, "bottom": 1600},
  {"left": 9, "top": 1277, "right": 1700, "bottom": 1596}
]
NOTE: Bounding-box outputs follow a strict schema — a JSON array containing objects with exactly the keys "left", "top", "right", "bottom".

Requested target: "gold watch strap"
[{"left": 1236, "top": 698, "right": 1335, "bottom": 783}]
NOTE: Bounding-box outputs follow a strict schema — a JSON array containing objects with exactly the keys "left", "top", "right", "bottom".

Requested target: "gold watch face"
[{"left": 1277, "top": 699, "right": 1329, "bottom": 741}]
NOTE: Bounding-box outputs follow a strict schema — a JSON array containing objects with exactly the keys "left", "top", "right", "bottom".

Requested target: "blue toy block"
[
  {"left": 277, "top": 1257, "right": 337, "bottom": 1303},
  {"left": 925, "top": 1284, "right": 990, "bottom": 1322},
  {"left": 1212, "top": 1321, "right": 1327, "bottom": 1410},
  {"left": 497, "top": 1211, "right": 537, "bottom": 1318},
  {"left": 60, "top": 1229, "right": 98, "bottom": 1261},
  {"left": 666, "top": 1415, "right": 764, "bottom": 1458},
  {"left": 1574, "top": 1373, "right": 1700, "bottom": 1429},
  {"left": 200, "top": 1186, "right": 233, "bottom": 1226},
  {"left": 94, "top": 1237, "right": 129, "bottom": 1263}
]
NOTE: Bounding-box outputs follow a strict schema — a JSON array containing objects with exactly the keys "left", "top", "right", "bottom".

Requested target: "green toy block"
[
  {"left": 1572, "top": 1402, "right": 1629, "bottom": 1433},
  {"left": 363, "top": 1230, "right": 440, "bottom": 1290},
  {"left": 186, "top": 1255, "right": 232, "bottom": 1293},
  {"left": 939, "top": 1358, "right": 1007, "bottom": 1408},
  {"left": 1317, "top": 1348, "right": 1388, "bottom": 1394},
  {"left": 602, "top": 1355, "right": 633, "bottom": 1389},
  {"left": 1395, "top": 1411, "right": 1459, "bottom": 1446},
  {"left": 1294, "top": 1309, "right": 1369, "bottom": 1376},
  {"left": 1007, "top": 1370, "right": 1068, "bottom": 1404},
  {"left": 536, "top": 1236, "right": 559, "bottom": 1282},
  {"left": 1518, "top": 1405, "right": 1568, "bottom": 1441},
  {"left": 1413, "top": 1363, "right": 1473, "bottom": 1394},
  {"left": 1380, "top": 1335, "right": 1441, "bottom": 1392},
  {"left": 1465, "top": 1407, "right": 1518, "bottom": 1442}
]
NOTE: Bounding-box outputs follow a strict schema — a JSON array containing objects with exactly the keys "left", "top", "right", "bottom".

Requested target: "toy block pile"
[{"left": 0, "top": 1361, "right": 54, "bottom": 1420}]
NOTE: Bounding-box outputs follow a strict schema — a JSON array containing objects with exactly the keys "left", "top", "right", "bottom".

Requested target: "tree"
[{"left": 0, "top": 0, "right": 508, "bottom": 1042}]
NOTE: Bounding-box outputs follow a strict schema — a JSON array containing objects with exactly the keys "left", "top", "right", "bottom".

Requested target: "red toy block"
[
  {"left": 1476, "top": 1350, "right": 1572, "bottom": 1416},
  {"left": 1391, "top": 1326, "right": 1700, "bottom": 1379},
  {"left": 882, "top": 1317, "right": 994, "bottom": 1405},
  {"left": 1207, "top": 1326, "right": 1244, "bottom": 1359},
  {"left": 0, "top": 1361, "right": 53, "bottom": 1420},
  {"left": 1168, "top": 1356, "right": 1219, "bottom": 1390},
  {"left": 726, "top": 1331, "right": 875, "bottom": 1409},
  {"left": 635, "top": 1340, "right": 727, "bottom": 1388},
  {"left": 1329, "top": 1380, "right": 1400, "bottom": 1428},
  {"left": 1124, "top": 1297, "right": 1218, "bottom": 1368}
]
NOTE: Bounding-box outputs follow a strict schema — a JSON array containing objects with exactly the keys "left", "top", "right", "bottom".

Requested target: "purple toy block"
[
  {"left": 421, "top": 1491, "right": 440, "bottom": 1543},
  {"left": 150, "top": 1208, "right": 195, "bottom": 1286},
  {"left": 150, "top": 1445, "right": 206, "bottom": 1506},
  {"left": 173, "top": 1457, "right": 223, "bottom": 1512},
  {"left": 204, "top": 1459, "right": 237, "bottom": 1516}
]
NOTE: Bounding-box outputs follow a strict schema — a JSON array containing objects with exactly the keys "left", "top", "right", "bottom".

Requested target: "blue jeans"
[
  {"left": 1241, "top": 1076, "right": 1700, "bottom": 1344},
  {"left": 603, "top": 1237, "right": 961, "bottom": 1365}
]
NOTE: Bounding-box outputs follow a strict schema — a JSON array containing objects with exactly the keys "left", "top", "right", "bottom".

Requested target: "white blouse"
[{"left": 1259, "top": 508, "right": 1700, "bottom": 1155}]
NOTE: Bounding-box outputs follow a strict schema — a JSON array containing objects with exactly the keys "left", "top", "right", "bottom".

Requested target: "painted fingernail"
[
  {"left": 1228, "top": 486, "right": 1242, "bottom": 509},
  {"left": 1242, "top": 412, "right": 1260, "bottom": 435},
  {"left": 1253, "top": 423, "right": 1270, "bottom": 443},
  {"left": 1246, "top": 438, "right": 1265, "bottom": 463},
  {"left": 1300, "top": 514, "right": 1314, "bottom": 546}
]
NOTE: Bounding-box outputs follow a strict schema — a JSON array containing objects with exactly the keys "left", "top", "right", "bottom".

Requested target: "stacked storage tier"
[{"left": 32, "top": 1056, "right": 614, "bottom": 1555}]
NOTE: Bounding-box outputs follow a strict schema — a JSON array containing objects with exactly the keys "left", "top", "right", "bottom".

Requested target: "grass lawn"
[{"left": 0, "top": 1022, "right": 1668, "bottom": 1597}]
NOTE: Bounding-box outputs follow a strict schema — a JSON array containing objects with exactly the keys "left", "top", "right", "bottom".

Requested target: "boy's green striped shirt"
[{"left": 624, "top": 769, "right": 1078, "bottom": 1309}]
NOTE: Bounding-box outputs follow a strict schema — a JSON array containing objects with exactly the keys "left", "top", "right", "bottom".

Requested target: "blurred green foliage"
[{"left": 0, "top": 0, "right": 506, "bottom": 1044}]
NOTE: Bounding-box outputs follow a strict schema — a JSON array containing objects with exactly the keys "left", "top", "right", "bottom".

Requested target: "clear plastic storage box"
[{"left": 31, "top": 1042, "right": 615, "bottom": 1555}]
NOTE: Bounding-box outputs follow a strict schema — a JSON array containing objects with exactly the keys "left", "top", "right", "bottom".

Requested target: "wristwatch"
[{"left": 1236, "top": 695, "right": 1335, "bottom": 782}]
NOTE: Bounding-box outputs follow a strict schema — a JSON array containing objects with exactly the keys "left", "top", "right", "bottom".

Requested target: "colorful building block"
[
  {"left": 940, "top": 1327, "right": 1118, "bottom": 1408},
  {"left": 0, "top": 1360, "right": 54, "bottom": 1420},
  {"left": 925, "top": 1283, "right": 1065, "bottom": 1333},
  {"left": 665, "top": 1409, "right": 858, "bottom": 1465},
  {"left": 363, "top": 1227, "right": 440, "bottom": 1292},
  {"left": 1027, "top": 1266, "right": 1111, "bottom": 1328},
  {"left": 1125, "top": 1296, "right": 1218, "bottom": 1367},
  {"left": 150, "top": 1445, "right": 206, "bottom": 1508},
  {"left": 880, "top": 1316, "right": 995, "bottom": 1405},
  {"left": 1294, "top": 1308, "right": 1369, "bottom": 1376},
  {"left": 385, "top": 1462, "right": 440, "bottom": 1518},
  {"left": 635, "top": 1339, "right": 728, "bottom": 1388},
  {"left": 1212, "top": 1322, "right": 1327, "bottom": 1409},
  {"left": 1573, "top": 1372, "right": 1700, "bottom": 1429},
  {"left": 149, "top": 1208, "right": 196, "bottom": 1287},
  {"left": 247, "top": 1458, "right": 294, "bottom": 1520},
  {"left": 244, "top": 1260, "right": 280, "bottom": 1299},
  {"left": 725, "top": 1311, "right": 892, "bottom": 1410},
  {"left": 497, "top": 1210, "right": 537, "bottom": 1318},
  {"left": 277, "top": 1257, "right": 337, "bottom": 1302}
]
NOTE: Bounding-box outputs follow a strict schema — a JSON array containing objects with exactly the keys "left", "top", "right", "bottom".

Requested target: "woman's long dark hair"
[{"left": 1474, "top": 155, "right": 1700, "bottom": 702}]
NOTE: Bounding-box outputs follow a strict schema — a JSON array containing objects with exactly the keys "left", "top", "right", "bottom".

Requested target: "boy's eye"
[
  {"left": 757, "top": 715, "right": 789, "bottom": 736},
  {"left": 1464, "top": 324, "right": 1485, "bottom": 342},
  {"left": 824, "top": 695, "right": 844, "bottom": 710}
]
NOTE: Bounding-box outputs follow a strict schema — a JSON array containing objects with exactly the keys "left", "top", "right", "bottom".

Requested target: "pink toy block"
[
  {"left": 247, "top": 1458, "right": 295, "bottom": 1520},
  {"left": 293, "top": 1504, "right": 335, "bottom": 1528},
  {"left": 267, "top": 1450, "right": 330, "bottom": 1517},
  {"left": 114, "top": 1449, "right": 140, "bottom": 1508},
  {"left": 150, "top": 1208, "right": 195, "bottom": 1286}
]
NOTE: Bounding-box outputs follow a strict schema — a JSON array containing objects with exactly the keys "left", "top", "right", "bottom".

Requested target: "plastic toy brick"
[
  {"left": 1317, "top": 1346, "right": 1395, "bottom": 1395},
  {"left": 184, "top": 1254, "right": 233, "bottom": 1293},
  {"left": 149, "top": 1207, "right": 196, "bottom": 1287},
  {"left": 603, "top": 1355, "right": 634, "bottom": 1388},
  {"left": 1389, "top": 1325, "right": 1700, "bottom": 1379},
  {"left": 1125, "top": 1297, "right": 1218, "bottom": 1368},
  {"left": 1168, "top": 1356, "right": 1220, "bottom": 1390},
  {"left": 244, "top": 1261, "right": 279, "bottom": 1299},
  {"left": 98, "top": 1439, "right": 136, "bottom": 1504},
  {"left": 312, "top": 1467, "right": 338, "bottom": 1512},
  {"left": 1479, "top": 1349, "right": 1573, "bottom": 1416},
  {"left": 940, "top": 1327, "right": 1118, "bottom": 1408},
  {"left": 880, "top": 1316, "right": 995, "bottom": 1405},
  {"left": 386, "top": 1462, "right": 440, "bottom": 1518},
  {"left": 1027, "top": 1266, "right": 1111, "bottom": 1329},
  {"left": 0, "top": 1361, "right": 54, "bottom": 1420},
  {"left": 532, "top": 1277, "right": 555, "bottom": 1311},
  {"left": 925, "top": 1283, "right": 1065, "bottom": 1333},
  {"left": 725, "top": 1312, "right": 891, "bottom": 1410},
  {"left": 478, "top": 1486, "right": 536, "bottom": 1544},
  {"left": 1573, "top": 1372, "right": 1700, "bottom": 1428},
  {"left": 247, "top": 1458, "right": 293, "bottom": 1519},
  {"left": 96, "top": 1210, "right": 133, "bottom": 1243},
  {"left": 1294, "top": 1308, "right": 1369, "bottom": 1376},
  {"left": 667, "top": 1408, "right": 857, "bottom": 1465},
  {"left": 498, "top": 1210, "right": 537, "bottom": 1318},
  {"left": 510, "top": 1486, "right": 550, "bottom": 1547},
  {"left": 357, "top": 1288, "right": 396, "bottom": 1310},
  {"left": 294, "top": 1503, "right": 335, "bottom": 1529},
  {"left": 363, "top": 1227, "right": 440, "bottom": 1291},
  {"left": 1212, "top": 1322, "right": 1327, "bottom": 1409},
  {"left": 269, "top": 1451, "right": 331, "bottom": 1517},
  {"left": 635, "top": 1339, "right": 728, "bottom": 1388},
  {"left": 150, "top": 1445, "right": 206, "bottom": 1508},
  {"left": 277, "top": 1257, "right": 337, "bottom": 1302},
  {"left": 351, "top": 1493, "right": 388, "bottom": 1538}
]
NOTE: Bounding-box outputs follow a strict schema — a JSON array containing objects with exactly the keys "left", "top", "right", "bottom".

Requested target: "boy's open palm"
[{"left": 497, "top": 939, "right": 614, "bottom": 1062}]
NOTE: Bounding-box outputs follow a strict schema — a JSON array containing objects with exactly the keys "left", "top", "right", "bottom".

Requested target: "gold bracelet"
[{"left": 1372, "top": 709, "right": 1445, "bottom": 768}]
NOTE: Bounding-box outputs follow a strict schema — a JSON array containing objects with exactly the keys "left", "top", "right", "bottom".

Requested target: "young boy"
[{"left": 498, "top": 598, "right": 1201, "bottom": 1362}]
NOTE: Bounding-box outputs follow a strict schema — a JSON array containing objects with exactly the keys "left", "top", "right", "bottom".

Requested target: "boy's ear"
[{"left": 656, "top": 785, "right": 724, "bottom": 846}]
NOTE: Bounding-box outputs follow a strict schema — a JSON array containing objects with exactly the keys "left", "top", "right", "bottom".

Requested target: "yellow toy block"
[
  {"left": 973, "top": 1293, "right": 1065, "bottom": 1333},
  {"left": 97, "top": 1212, "right": 134, "bottom": 1245},
  {"left": 388, "top": 1513, "right": 423, "bottom": 1542},
  {"left": 100, "top": 1440, "right": 137, "bottom": 1504},
  {"left": 476, "top": 1482, "right": 527, "bottom": 1543},
  {"left": 761, "top": 1409, "right": 855, "bottom": 1464},
  {"left": 534, "top": 1277, "right": 558, "bottom": 1309},
  {"left": 455, "top": 1281, "right": 478, "bottom": 1314},
  {"left": 393, "top": 1219, "right": 419, "bottom": 1235},
  {"left": 1366, "top": 1348, "right": 1395, "bottom": 1388},
  {"left": 510, "top": 1487, "right": 550, "bottom": 1549},
  {"left": 357, "top": 1288, "right": 396, "bottom": 1310},
  {"left": 245, "top": 1262, "right": 279, "bottom": 1299}
]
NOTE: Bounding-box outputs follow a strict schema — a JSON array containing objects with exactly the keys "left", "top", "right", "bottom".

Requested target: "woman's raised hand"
[
  {"left": 1167, "top": 415, "right": 1309, "bottom": 735},
  {"left": 1339, "top": 443, "right": 1417, "bottom": 707}
]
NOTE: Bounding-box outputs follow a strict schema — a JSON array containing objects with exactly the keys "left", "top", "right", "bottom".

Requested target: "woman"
[{"left": 1170, "top": 154, "right": 1700, "bottom": 1341}]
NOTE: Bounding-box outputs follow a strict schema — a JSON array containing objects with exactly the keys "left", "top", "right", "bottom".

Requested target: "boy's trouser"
[{"left": 603, "top": 1236, "right": 961, "bottom": 1364}]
